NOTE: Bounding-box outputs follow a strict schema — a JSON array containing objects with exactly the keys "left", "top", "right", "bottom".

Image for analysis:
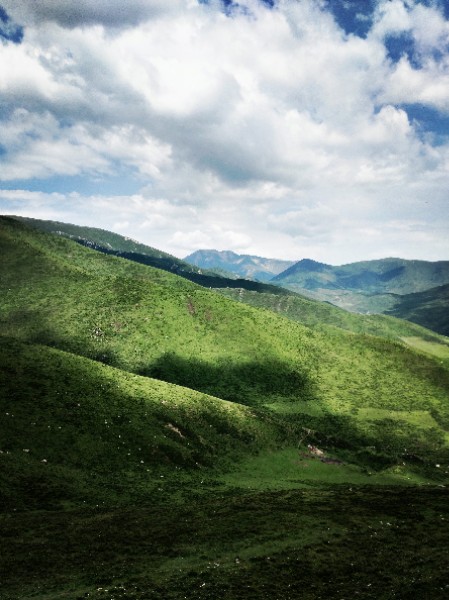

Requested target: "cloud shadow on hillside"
[{"left": 140, "top": 352, "right": 316, "bottom": 407}]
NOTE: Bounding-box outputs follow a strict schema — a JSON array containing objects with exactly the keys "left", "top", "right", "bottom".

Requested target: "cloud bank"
[{"left": 0, "top": 0, "right": 448, "bottom": 263}]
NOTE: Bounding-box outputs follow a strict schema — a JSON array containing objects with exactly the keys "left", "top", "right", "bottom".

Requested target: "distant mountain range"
[
  {"left": 271, "top": 257, "right": 449, "bottom": 334},
  {"left": 271, "top": 257, "right": 449, "bottom": 295},
  {"left": 184, "top": 249, "right": 295, "bottom": 282}
]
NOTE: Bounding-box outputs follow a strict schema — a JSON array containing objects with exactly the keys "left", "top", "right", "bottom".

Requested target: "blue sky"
[
  {"left": 0, "top": 5, "right": 23, "bottom": 43},
  {"left": 0, "top": 0, "right": 448, "bottom": 263}
]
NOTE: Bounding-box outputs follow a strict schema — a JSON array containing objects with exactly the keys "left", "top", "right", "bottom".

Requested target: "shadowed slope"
[
  {"left": 386, "top": 283, "right": 449, "bottom": 337},
  {"left": 0, "top": 336, "right": 280, "bottom": 511}
]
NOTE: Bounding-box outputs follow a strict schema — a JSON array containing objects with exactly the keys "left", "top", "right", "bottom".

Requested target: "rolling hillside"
[
  {"left": 216, "top": 287, "right": 449, "bottom": 356},
  {"left": 2, "top": 215, "right": 449, "bottom": 468},
  {"left": 20, "top": 218, "right": 449, "bottom": 338},
  {"left": 16, "top": 216, "right": 292, "bottom": 296},
  {"left": 2, "top": 216, "right": 449, "bottom": 599},
  {"left": 0, "top": 336, "right": 279, "bottom": 510}
]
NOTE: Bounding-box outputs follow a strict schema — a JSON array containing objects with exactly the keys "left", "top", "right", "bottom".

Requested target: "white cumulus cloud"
[{"left": 0, "top": 0, "right": 448, "bottom": 264}]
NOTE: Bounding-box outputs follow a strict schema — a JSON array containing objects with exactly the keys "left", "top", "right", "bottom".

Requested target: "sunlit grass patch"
[
  {"left": 402, "top": 336, "right": 449, "bottom": 361},
  {"left": 219, "top": 447, "right": 420, "bottom": 490},
  {"left": 357, "top": 407, "right": 442, "bottom": 429}
]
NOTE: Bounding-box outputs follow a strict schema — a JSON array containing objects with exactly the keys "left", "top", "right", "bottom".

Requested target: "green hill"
[
  {"left": 216, "top": 287, "right": 449, "bottom": 362},
  {"left": 15, "top": 216, "right": 291, "bottom": 295},
  {"left": 2, "top": 215, "right": 449, "bottom": 471},
  {"left": 0, "top": 336, "right": 280, "bottom": 511},
  {"left": 2, "top": 216, "right": 449, "bottom": 600}
]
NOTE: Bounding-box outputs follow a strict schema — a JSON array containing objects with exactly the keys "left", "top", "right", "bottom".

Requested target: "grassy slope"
[
  {"left": 2, "top": 217, "right": 449, "bottom": 599},
  {"left": 25, "top": 215, "right": 449, "bottom": 338},
  {"left": 217, "top": 287, "right": 449, "bottom": 358},
  {"left": 14, "top": 216, "right": 197, "bottom": 267},
  {"left": 14, "top": 215, "right": 291, "bottom": 295},
  {"left": 0, "top": 337, "right": 280, "bottom": 511}
]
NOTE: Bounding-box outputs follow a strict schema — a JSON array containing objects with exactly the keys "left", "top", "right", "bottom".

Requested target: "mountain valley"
[{"left": 1, "top": 216, "right": 449, "bottom": 599}]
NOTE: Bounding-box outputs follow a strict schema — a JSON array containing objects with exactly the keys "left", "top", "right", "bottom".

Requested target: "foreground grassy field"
[
  {"left": 1, "top": 216, "right": 449, "bottom": 599},
  {"left": 2, "top": 486, "right": 449, "bottom": 600},
  {"left": 4, "top": 339, "right": 448, "bottom": 599}
]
